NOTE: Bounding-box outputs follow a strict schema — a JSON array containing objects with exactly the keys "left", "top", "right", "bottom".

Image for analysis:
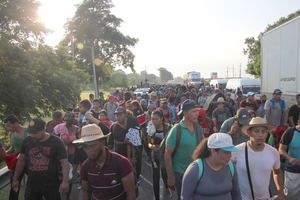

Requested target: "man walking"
[
  {"left": 288, "top": 94, "right": 300, "bottom": 126},
  {"left": 279, "top": 124, "right": 300, "bottom": 199},
  {"left": 265, "top": 89, "right": 288, "bottom": 127},
  {"left": 4, "top": 115, "right": 28, "bottom": 200},
  {"left": 74, "top": 124, "right": 136, "bottom": 200},
  {"left": 220, "top": 108, "right": 250, "bottom": 145},
  {"left": 232, "top": 117, "right": 285, "bottom": 200},
  {"left": 12, "top": 118, "right": 69, "bottom": 200},
  {"left": 108, "top": 107, "right": 143, "bottom": 178},
  {"left": 165, "top": 99, "right": 204, "bottom": 199}
]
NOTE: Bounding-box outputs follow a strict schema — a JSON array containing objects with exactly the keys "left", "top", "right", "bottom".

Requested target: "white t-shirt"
[{"left": 231, "top": 142, "right": 280, "bottom": 200}]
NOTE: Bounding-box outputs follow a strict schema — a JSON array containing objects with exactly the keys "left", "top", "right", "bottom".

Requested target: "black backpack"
[{"left": 160, "top": 123, "right": 204, "bottom": 158}]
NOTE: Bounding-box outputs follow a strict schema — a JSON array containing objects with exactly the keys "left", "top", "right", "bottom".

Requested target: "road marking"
[
  {"left": 140, "top": 175, "right": 153, "bottom": 187},
  {"left": 145, "top": 161, "right": 152, "bottom": 168}
]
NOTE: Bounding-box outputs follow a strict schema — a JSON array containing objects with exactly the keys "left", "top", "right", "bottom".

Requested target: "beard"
[{"left": 90, "top": 147, "right": 104, "bottom": 162}]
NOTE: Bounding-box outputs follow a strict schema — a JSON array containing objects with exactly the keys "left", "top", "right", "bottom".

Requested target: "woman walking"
[
  {"left": 148, "top": 109, "right": 171, "bottom": 199},
  {"left": 181, "top": 133, "right": 241, "bottom": 200}
]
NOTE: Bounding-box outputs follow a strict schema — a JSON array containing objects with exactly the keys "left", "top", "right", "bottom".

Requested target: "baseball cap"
[
  {"left": 109, "top": 95, "right": 116, "bottom": 100},
  {"left": 114, "top": 107, "right": 126, "bottom": 114},
  {"left": 247, "top": 92, "right": 255, "bottom": 97},
  {"left": 236, "top": 108, "right": 251, "bottom": 125},
  {"left": 273, "top": 89, "right": 282, "bottom": 94},
  {"left": 140, "top": 99, "right": 147, "bottom": 106},
  {"left": 208, "top": 133, "right": 240, "bottom": 152},
  {"left": 177, "top": 99, "right": 198, "bottom": 115},
  {"left": 27, "top": 118, "right": 46, "bottom": 134}
]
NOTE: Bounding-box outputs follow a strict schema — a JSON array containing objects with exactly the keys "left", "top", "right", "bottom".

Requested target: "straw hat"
[
  {"left": 214, "top": 97, "right": 228, "bottom": 105},
  {"left": 241, "top": 117, "right": 273, "bottom": 134},
  {"left": 73, "top": 124, "right": 111, "bottom": 144}
]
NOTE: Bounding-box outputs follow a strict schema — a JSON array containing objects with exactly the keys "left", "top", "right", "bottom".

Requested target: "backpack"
[
  {"left": 160, "top": 122, "right": 204, "bottom": 158},
  {"left": 83, "top": 152, "right": 139, "bottom": 199},
  {"left": 205, "top": 117, "right": 213, "bottom": 135},
  {"left": 196, "top": 159, "right": 234, "bottom": 181}
]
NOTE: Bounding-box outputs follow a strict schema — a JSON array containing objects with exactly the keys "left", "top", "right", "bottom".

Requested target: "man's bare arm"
[
  {"left": 165, "top": 146, "right": 176, "bottom": 190},
  {"left": 80, "top": 180, "right": 89, "bottom": 200},
  {"left": 12, "top": 153, "right": 26, "bottom": 192},
  {"left": 122, "top": 172, "right": 136, "bottom": 200}
]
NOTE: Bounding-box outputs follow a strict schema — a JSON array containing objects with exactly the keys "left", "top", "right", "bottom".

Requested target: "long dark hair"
[
  {"left": 192, "top": 138, "right": 211, "bottom": 160},
  {"left": 152, "top": 109, "right": 167, "bottom": 125},
  {"left": 132, "top": 100, "right": 143, "bottom": 116}
]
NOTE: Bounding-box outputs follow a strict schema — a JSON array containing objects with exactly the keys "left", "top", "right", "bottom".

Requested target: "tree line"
[{"left": 0, "top": 0, "right": 137, "bottom": 122}]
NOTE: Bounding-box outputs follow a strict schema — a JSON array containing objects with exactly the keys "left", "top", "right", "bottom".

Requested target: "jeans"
[
  {"left": 152, "top": 160, "right": 168, "bottom": 200},
  {"left": 174, "top": 171, "right": 184, "bottom": 200}
]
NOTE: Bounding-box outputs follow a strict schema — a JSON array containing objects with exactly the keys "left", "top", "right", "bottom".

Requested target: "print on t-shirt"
[{"left": 28, "top": 146, "right": 50, "bottom": 171}]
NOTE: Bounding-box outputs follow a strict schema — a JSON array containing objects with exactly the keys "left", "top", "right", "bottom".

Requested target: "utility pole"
[
  {"left": 239, "top": 63, "right": 242, "bottom": 78},
  {"left": 233, "top": 64, "right": 234, "bottom": 78},
  {"left": 91, "top": 46, "right": 98, "bottom": 98},
  {"left": 227, "top": 66, "right": 229, "bottom": 78}
]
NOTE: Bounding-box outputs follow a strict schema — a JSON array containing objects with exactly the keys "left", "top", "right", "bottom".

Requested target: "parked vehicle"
[
  {"left": 134, "top": 88, "right": 150, "bottom": 95},
  {"left": 261, "top": 16, "right": 300, "bottom": 107},
  {"left": 210, "top": 79, "right": 228, "bottom": 90},
  {"left": 184, "top": 71, "right": 202, "bottom": 87},
  {"left": 226, "top": 78, "right": 261, "bottom": 98}
]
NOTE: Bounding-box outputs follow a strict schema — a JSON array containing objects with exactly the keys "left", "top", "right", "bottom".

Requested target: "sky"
[{"left": 37, "top": 0, "right": 300, "bottom": 78}]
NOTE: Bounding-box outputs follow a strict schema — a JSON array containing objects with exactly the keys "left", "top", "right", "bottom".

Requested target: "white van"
[
  {"left": 226, "top": 78, "right": 261, "bottom": 97},
  {"left": 210, "top": 79, "right": 228, "bottom": 90}
]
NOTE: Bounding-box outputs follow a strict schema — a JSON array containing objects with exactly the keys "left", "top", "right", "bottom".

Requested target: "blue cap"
[
  {"left": 273, "top": 89, "right": 282, "bottom": 94},
  {"left": 177, "top": 99, "right": 198, "bottom": 115}
]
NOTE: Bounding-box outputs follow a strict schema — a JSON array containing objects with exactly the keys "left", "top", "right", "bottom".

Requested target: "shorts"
[{"left": 284, "top": 171, "right": 300, "bottom": 200}]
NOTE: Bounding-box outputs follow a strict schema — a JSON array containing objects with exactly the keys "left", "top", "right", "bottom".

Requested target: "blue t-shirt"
[
  {"left": 280, "top": 127, "right": 300, "bottom": 173},
  {"left": 0, "top": 140, "right": 3, "bottom": 148}
]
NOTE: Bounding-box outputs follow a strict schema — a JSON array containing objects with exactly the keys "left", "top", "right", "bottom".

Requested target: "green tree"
[
  {"left": 0, "top": 40, "right": 87, "bottom": 122},
  {"left": 0, "top": 1, "right": 87, "bottom": 122},
  {"left": 0, "top": 0, "right": 47, "bottom": 47},
  {"left": 244, "top": 10, "right": 300, "bottom": 77},
  {"left": 128, "top": 73, "right": 139, "bottom": 86},
  {"left": 174, "top": 76, "right": 184, "bottom": 84},
  {"left": 158, "top": 67, "right": 173, "bottom": 82},
  {"left": 64, "top": 0, "right": 138, "bottom": 88},
  {"left": 111, "top": 70, "right": 128, "bottom": 87}
]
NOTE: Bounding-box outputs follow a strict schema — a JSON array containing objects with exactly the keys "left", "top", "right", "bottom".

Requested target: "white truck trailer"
[{"left": 261, "top": 16, "right": 300, "bottom": 107}]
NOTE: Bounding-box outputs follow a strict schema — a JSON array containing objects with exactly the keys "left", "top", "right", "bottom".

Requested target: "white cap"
[
  {"left": 208, "top": 133, "right": 240, "bottom": 152},
  {"left": 247, "top": 92, "right": 255, "bottom": 97}
]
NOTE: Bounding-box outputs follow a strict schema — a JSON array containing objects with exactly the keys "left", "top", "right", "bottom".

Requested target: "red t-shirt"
[
  {"left": 80, "top": 149, "right": 133, "bottom": 200},
  {"left": 103, "top": 120, "right": 113, "bottom": 127},
  {"left": 200, "top": 119, "right": 218, "bottom": 137}
]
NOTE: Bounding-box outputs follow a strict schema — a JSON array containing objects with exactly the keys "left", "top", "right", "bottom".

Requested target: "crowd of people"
[{"left": 1, "top": 84, "right": 300, "bottom": 200}]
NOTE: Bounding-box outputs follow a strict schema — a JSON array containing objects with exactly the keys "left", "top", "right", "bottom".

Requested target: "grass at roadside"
[{"left": 0, "top": 179, "right": 25, "bottom": 200}]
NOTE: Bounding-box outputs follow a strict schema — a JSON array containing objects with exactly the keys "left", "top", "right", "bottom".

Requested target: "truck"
[
  {"left": 261, "top": 16, "right": 300, "bottom": 107},
  {"left": 210, "top": 79, "right": 228, "bottom": 90},
  {"left": 184, "top": 71, "right": 202, "bottom": 87},
  {"left": 226, "top": 78, "right": 261, "bottom": 99}
]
